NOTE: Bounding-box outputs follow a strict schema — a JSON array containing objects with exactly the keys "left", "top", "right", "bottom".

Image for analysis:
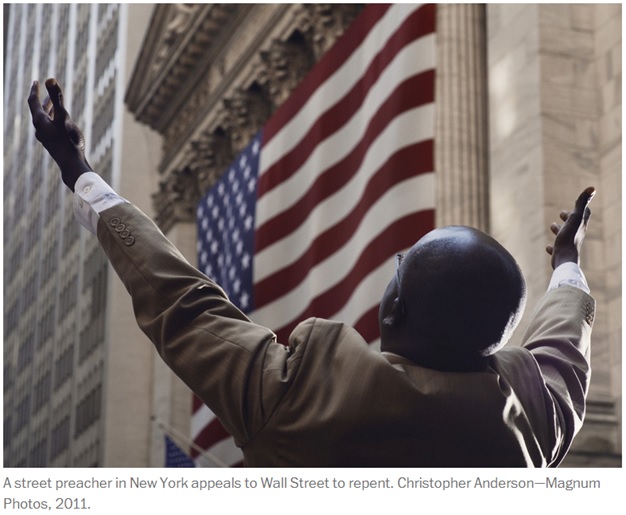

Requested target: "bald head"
[{"left": 379, "top": 226, "right": 526, "bottom": 371}]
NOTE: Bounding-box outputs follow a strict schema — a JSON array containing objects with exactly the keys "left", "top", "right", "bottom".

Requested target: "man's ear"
[{"left": 382, "top": 297, "right": 404, "bottom": 329}]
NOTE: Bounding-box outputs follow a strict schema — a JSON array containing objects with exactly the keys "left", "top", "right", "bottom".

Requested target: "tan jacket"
[{"left": 98, "top": 202, "right": 595, "bottom": 467}]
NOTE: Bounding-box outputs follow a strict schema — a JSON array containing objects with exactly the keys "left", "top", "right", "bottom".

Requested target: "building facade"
[
  {"left": 3, "top": 3, "right": 160, "bottom": 467},
  {"left": 4, "top": 3, "right": 621, "bottom": 467}
]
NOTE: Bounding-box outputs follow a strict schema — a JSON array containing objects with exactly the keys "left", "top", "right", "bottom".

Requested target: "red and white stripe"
[{"left": 253, "top": 3, "right": 436, "bottom": 344}]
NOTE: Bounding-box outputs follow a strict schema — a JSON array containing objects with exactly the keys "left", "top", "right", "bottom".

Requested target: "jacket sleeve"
[
  {"left": 95, "top": 202, "right": 290, "bottom": 446},
  {"left": 520, "top": 285, "right": 595, "bottom": 466}
]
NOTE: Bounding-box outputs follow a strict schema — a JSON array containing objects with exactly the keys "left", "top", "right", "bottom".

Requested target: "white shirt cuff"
[
  {"left": 73, "top": 172, "right": 127, "bottom": 234},
  {"left": 548, "top": 262, "right": 590, "bottom": 294}
]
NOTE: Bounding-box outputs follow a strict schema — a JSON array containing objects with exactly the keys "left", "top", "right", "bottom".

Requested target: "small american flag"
[
  {"left": 164, "top": 436, "right": 196, "bottom": 468},
  {"left": 194, "top": 3, "right": 436, "bottom": 466}
]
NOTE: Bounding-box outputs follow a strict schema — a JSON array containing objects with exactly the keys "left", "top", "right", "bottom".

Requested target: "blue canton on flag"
[{"left": 196, "top": 134, "right": 261, "bottom": 313}]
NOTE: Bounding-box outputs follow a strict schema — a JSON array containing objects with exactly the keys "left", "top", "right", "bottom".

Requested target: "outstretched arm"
[
  {"left": 27, "top": 78, "right": 290, "bottom": 446},
  {"left": 520, "top": 187, "right": 596, "bottom": 466}
]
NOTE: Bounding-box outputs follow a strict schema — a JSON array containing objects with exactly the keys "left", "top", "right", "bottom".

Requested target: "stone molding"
[{"left": 125, "top": 4, "right": 242, "bottom": 131}]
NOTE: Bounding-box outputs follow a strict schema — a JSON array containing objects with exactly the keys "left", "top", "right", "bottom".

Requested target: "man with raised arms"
[{"left": 27, "top": 78, "right": 595, "bottom": 467}]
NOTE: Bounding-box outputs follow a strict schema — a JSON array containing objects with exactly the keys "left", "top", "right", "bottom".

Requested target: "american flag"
[
  {"left": 164, "top": 436, "right": 196, "bottom": 468},
  {"left": 193, "top": 3, "right": 436, "bottom": 467}
]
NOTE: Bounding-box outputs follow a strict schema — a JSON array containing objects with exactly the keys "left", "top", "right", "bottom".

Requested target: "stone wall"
[{"left": 486, "top": 3, "right": 621, "bottom": 466}]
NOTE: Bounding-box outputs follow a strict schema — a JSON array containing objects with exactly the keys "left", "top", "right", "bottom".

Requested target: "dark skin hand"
[
  {"left": 27, "top": 78, "right": 92, "bottom": 191},
  {"left": 546, "top": 186, "right": 595, "bottom": 270}
]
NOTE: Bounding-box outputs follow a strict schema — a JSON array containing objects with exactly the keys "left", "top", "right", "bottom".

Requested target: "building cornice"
[{"left": 125, "top": 4, "right": 244, "bottom": 132}]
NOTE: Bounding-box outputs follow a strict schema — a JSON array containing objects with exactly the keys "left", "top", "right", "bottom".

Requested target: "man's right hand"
[
  {"left": 546, "top": 187, "right": 595, "bottom": 270},
  {"left": 27, "top": 78, "right": 92, "bottom": 192}
]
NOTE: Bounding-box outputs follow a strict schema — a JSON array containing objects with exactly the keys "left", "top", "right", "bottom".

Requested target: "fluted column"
[{"left": 435, "top": 4, "right": 489, "bottom": 231}]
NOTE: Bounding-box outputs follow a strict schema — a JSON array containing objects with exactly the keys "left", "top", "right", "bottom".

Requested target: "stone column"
[{"left": 435, "top": 4, "right": 489, "bottom": 231}]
